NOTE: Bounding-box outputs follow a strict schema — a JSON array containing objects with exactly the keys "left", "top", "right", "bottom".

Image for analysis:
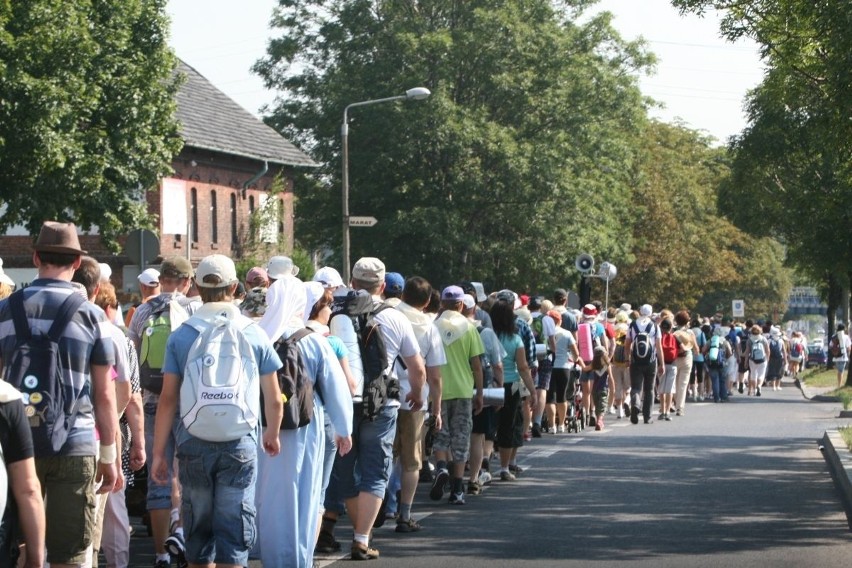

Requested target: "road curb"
[{"left": 821, "top": 430, "right": 852, "bottom": 523}]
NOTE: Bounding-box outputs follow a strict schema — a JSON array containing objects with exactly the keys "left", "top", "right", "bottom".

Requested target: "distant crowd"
[{"left": 0, "top": 220, "right": 850, "bottom": 568}]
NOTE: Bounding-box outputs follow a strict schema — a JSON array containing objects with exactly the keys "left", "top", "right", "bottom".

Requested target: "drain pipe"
[{"left": 242, "top": 160, "right": 269, "bottom": 199}]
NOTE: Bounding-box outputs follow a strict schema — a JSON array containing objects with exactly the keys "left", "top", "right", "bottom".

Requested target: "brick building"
[{"left": 1, "top": 59, "right": 315, "bottom": 292}]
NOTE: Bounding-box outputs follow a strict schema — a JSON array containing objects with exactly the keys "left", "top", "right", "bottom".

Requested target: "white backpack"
[{"left": 180, "top": 313, "right": 259, "bottom": 442}]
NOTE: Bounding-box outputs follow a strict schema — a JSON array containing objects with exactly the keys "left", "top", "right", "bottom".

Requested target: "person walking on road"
[{"left": 625, "top": 304, "right": 664, "bottom": 425}]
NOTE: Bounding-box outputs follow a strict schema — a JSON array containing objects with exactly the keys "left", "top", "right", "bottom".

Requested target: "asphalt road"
[{"left": 127, "top": 378, "right": 852, "bottom": 567}]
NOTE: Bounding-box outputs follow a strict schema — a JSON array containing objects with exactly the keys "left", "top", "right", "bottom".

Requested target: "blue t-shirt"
[
  {"left": 498, "top": 333, "right": 524, "bottom": 383},
  {"left": 163, "top": 315, "right": 282, "bottom": 446}
]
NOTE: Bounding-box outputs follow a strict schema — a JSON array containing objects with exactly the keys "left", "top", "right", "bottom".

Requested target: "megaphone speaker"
[{"left": 575, "top": 253, "right": 594, "bottom": 273}]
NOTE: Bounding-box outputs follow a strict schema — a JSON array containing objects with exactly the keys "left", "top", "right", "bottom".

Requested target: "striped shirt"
[{"left": 0, "top": 278, "right": 114, "bottom": 456}]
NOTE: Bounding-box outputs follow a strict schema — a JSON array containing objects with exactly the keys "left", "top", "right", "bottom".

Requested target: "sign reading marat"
[{"left": 348, "top": 216, "right": 378, "bottom": 227}]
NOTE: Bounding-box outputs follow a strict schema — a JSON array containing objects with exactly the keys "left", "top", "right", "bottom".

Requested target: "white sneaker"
[
  {"left": 478, "top": 471, "right": 492, "bottom": 485},
  {"left": 608, "top": 406, "right": 616, "bottom": 415},
  {"left": 556, "top": 425, "right": 564, "bottom": 433},
  {"left": 617, "top": 407, "right": 624, "bottom": 419}
]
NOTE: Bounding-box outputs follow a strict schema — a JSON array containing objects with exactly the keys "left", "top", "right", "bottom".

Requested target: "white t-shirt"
[
  {"left": 480, "top": 327, "right": 506, "bottom": 381},
  {"left": 834, "top": 332, "right": 851, "bottom": 361},
  {"left": 542, "top": 314, "right": 556, "bottom": 342},
  {"left": 395, "top": 323, "right": 445, "bottom": 401},
  {"left": 552, "top": 327, "right": 576, "bottom": 369}
]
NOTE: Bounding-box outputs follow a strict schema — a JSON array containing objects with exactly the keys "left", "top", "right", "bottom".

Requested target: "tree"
[
  {"left": 0, "top": 0, "right": 182, "bottom": 248},
  {"left": 607, "top": 120, "right": 791, "bottom": 316},
  {"left": 256, "top": 0, "right": 653, "bottom": 289}
]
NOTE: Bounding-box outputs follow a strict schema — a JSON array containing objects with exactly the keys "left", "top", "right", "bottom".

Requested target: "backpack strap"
[
  {"left": 9, "top": 290, "right": 84, "bottom": 342},
  {"left": 47, "top": 293, "right": 86, "bottom": 342},
  {"left": 9, "top": 290, "right": 32, "bottom": 341},
  {"left": 288, "top": 328, "right": 313, "bottom": 344}
]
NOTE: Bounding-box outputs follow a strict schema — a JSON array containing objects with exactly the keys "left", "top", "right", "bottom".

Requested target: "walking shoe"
[
  {"left": 429, "top": 468, "right": 449, "bottom": 501},
  {"left": 523, "top": 431, "right": 532, "bottom": 442},
  {"left": 478, "top": 470, "right": 493, "bottom": 485},
  {"left": 556, "top": 425, "right": 565, "bottom": 433},
  {"left": 630, "top": 406, "right": 639, "bottom": 425},
  {"left": 164, "top": 530, "right": 186, "bottom": 558},
  {"left": 756, "top": 387, "right": 761, "bottom": 397},
  {"left": 595, "top": 416, "right": 603, "bottom": 431},
  {"left": 467, "top": 481, "right": 482, "bottom": 495},
  {"left": 738, "top": 383, "right": 744, "bottom": 394},
  {"left": 395, "top": 517, "right": 422, "bottom": 533},
  {"left": 315, "top": 530, "right": 342, "bottom": 553},
  {"left": 664, "top": 414, "right": 672, "bottom": 421},
  {"left": 448, "top": 491, "right": 465, "bottom": 505},
  {"left": 675, "top": 409, "right": 683, "bottom": 417},
  {"left": 617, "top": 407, "right": 624, "bottom": 419},
  {"left": 351, "top": 541, "right": 380, "bottom": 561},
  {"left": 500, "top": 470, "right": 516, "bottom": 481},
  {"left": 531, "top": 423, "right": 542, "bottom": 438},
  {"left": 588, "top": 415, "right": 596, "bottom": 427},
  {"left": 508, "top": 464, "right": 523, "bottom": 476}
]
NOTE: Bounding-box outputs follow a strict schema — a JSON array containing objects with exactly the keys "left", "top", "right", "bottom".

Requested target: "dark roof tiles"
[{"left": 175, "top": 60, "right": 316, "bottom": 167}]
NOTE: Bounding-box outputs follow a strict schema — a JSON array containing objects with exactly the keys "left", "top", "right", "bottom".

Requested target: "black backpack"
[
  {"left": 630, "top": 321, "right": 655, "bottom": 365},
  {"left": 331, "top": 290, "right": 400, "bottom": 420},
  {"left": 262, "top": 328, "right": 319, "bottom": 430},
  {"left": 4, "top": 290, "right": 85, "bottom": 456}
]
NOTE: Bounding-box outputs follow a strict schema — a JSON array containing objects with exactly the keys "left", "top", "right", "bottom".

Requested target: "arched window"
[
  {"left": 230, "top": 193, "right": 238, "bottom": 245},
  {"left": 190, "top": 187, "right": 198, "bottom": 243},
  {"left": 210, "top": 190, "right": 218, "bottom": 243}
]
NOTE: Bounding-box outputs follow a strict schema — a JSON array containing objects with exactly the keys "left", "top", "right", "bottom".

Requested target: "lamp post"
[{"left": 341, "top": 87, "right": 431, "bottom": 284}]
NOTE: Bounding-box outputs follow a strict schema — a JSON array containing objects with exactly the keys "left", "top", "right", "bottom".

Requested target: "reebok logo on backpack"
[
  {"left": 140, "top": 297, "right": 188, "bottom": 394},
  {"left": 180, "top": 314, "right": 259, "bottom": 442},
  {"left": 4, "top": 290, "right": 86, "bottom": 456},
  {"left": 630, "top": 321, "right": 655, "bottom": 365}
]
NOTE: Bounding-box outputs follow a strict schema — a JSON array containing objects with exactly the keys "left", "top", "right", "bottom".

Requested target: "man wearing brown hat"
[
  {"left": 0, "top": 221, "right": 119, "bottom": 567},
  {"left": 324, "top": 256, "right": 425, "bottom": 560},
  {"left": 128, "top": 255, "right": 200, "bottom": 567}
]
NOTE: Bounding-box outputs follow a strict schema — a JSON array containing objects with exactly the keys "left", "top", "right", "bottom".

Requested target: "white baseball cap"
[
  {"left": 195, "top": 254, "right": 238, "bottom": 288},
  {"left": 312, "top": 266, "right": 345, "bottom": 289},
  {"left": 137, "top": 268, "right": 160, "bottom": 287}
]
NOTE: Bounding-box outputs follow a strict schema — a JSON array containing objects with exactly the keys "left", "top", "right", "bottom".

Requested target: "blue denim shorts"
[
  {"left": 144, "top": 402, "right": 175, "bottom": 510},
  {"left": 331, "top": 404, "right": 396, "bottom": 500},
  {"left": 177, "top": 436, "right": 258, "bottom": 566}
]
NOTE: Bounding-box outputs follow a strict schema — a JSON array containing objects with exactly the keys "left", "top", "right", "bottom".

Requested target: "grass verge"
[
  {"left": 841, "top": 426, "right": 852, "bottom": 452},
  {"left": 801, "top": 367, "right": 844, "bottom": 389}
]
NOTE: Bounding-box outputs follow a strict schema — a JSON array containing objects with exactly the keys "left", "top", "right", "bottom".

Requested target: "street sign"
[
  {"left": 125, "top": 229, "right": 160, "bottom": 267},
  {"left": 732, "top": 299, "right": 745, "bottom": 318},
  {"left": 348, "top": 216, "right": 378, "bottom": 227}
]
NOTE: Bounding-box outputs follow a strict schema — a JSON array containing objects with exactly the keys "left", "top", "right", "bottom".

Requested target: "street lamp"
[{"left": 341, "top": 87, "right": 431, "bottom": 283}]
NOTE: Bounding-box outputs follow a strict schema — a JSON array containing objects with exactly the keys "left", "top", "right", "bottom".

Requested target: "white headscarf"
[
  {"left": 258, "top": 275, "right": 306, "bottom": 343},
  {"left": 303, "top": 281, "right": 325, "bottom": 324}
]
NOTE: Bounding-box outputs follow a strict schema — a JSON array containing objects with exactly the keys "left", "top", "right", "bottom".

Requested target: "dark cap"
[{"left": 160, "top": 256, "right": 193, "bottom": 279}]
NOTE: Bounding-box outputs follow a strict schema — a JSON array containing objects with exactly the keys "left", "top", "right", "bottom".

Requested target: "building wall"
[{"left": 0, "top": 147, "right": 297, "bottom": 293}]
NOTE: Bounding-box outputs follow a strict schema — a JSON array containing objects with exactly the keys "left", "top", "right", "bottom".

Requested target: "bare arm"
[
  {"left": 125, "top": 391, "right": 146, "bottom": 471},
  {"left": 152, "top": 372, "right": 179, "bottom": 484},
  {"left": 92, "top": 363, "right": 118, "bottom": 494},
  {"left": 337, "top": 355, "right": 358, "bottom": 396},
  {"left": 403, "top": 353, "right": 426, "bottom": 412},
  {"left": 492, "top": 363, "right": 504, "bottom": 388},
  {"left": 9, "top": 458, "right": 45, "bottom": 568},
  {"left": 259, "top": 371, "right": 283, "bottom": 456},
  {"left": 425, "top": 365, "right": 443, "bottom": 422},
  {"left": 115, "top": 379, "right": 131, "bottom": 417},
  {"left": 470, "top": 355, "right": 484, "bottom": 415},
  {"left": 516, "top": 347, "right": 535, "bottom": 401}
]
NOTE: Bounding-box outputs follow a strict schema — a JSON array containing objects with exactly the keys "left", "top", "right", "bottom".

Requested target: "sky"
[{"left": 167, "top": 0, "right": 765, "bottom": 145}]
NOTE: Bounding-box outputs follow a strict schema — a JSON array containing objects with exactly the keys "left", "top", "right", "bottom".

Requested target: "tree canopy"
[
  {"left": 256, "top": 0, "right": 654, "bottom": 289},
  {"left": 0, "top": 0, "right": 182, "bottom": 247}
]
